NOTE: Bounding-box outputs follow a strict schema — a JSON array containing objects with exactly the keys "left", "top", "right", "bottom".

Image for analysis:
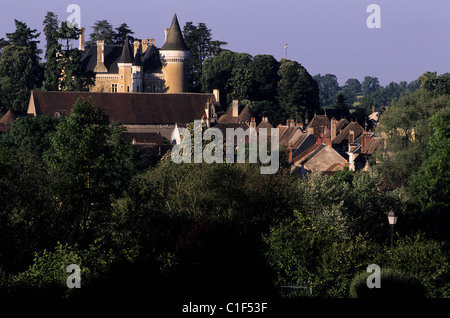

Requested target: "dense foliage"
[{"left": 0, "top": 92, "right": 449, "bottom": 298}]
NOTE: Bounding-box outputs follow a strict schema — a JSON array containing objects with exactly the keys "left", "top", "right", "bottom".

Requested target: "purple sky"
[{"left": 1, "top": 0, "right": 449, "bottom": 86}]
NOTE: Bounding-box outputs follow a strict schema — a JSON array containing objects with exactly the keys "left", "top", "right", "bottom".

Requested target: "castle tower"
[
  {"left": 117, "top": 36, "right": 133, "bottom": 92},
  {"left": 159, "top": 14, "right": 190, "bottom": 93},
  {"left": 132, "top": 43, "right": 143, "bottom": 92}
]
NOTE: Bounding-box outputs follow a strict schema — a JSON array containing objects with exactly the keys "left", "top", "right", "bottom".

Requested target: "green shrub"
[{"left": 350, "top": 268, "right": 426, "bottom": 298}]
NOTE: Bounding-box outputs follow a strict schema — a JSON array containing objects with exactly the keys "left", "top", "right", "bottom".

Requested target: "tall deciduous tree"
[
  {"left": 342, "top": 78, "right": 362, "bottom": 106},
  {"left": 409, "top": 108, "right": 450, "bottom": 239},
  {"left": 361, "top": 76, "right": 380, "bottom": 96},
  {"left": 313, "top": 73, "right": 341, "bottom": 108},
  {"left": 43, "top": 98, "right": 137, "bottom": 244},
  {"left": 277, "top": 59, "right": 320, "bottom": 124}
]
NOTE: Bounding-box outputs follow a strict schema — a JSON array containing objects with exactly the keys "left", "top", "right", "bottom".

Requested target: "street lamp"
[{"left": 387, "top": 210, "right": 398, "bottom": 248}]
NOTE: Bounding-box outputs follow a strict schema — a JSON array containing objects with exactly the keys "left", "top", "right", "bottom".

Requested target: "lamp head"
[{"left": 388, "top": 210, "right": 397, "bottom": 225}]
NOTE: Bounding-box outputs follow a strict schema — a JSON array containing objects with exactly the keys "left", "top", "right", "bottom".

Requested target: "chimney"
[
  {"left": 141, "top": 39, "right": 149, "bottom": 53},
  {"left": 250, "top": 117, "right": 256, "bottom": 130},
  {"left": 213, "top": 89, "right": 220, "bottom": 103},
  {"left": 232, "top": 100, "right": 239, "bottom": 118},
  {"left": 94, "top": 40, "right": 107, "bottom": 72},
  {"left": 287, "top": 119, "right": 295, "bottom": 127},
  {"left": 288, "top": 143, "right": 293, "bottom": 163},
  {"left": 164, "top": 28, "right": 170, "bottom": 43},
  {"left": 133, "top": 40, "right": 140, "bottom": 57},
  {"left": 297, "top": 122, "right": 303, "bottom": 129},
  {"left": 347, "top": 152, "right": 355, "bottom": 171},
  {"left": 319, "top": 132, "right": 324, "bottom": 144},
  {"left": 331, "top": 118, "right": 337, "bottom": 141},
  {"left": 362, "top": 131, "right": 371, "bottom": 151},
  {"left": 149, "top": 37, "right": 155, "bottom": 46},
  {"left": 348, "top": 129, "right": 354, "bottom": 143},
  {"left": 78, "top": 27, "right": 85, "bottom": 51},
  {"left": 262, "top": 115, "right": 268, "bottom": 122},
  {"left": 372, "top": 105, "right": 375, "bottom": 114}
]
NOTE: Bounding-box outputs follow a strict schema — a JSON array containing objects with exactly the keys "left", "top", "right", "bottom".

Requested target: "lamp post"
[{"left": 387, "top": 210, "right": 398, "bottom": 248}]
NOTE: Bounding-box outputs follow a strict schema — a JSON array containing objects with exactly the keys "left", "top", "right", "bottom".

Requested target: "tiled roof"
[
  {"left": 332, "top": 121, "right": 364, "bottom": 144},
  {"left": 301, "top": 144, "right": 347, "bottom": 172},
  {"left": 256, "top": 120, "right": 273, "bottom": 132},
  {"left": 217, "top": 104, "right": 252, "bottom": 124},
  {"left": 361, "top": 136, "right": 384, "bottom": 155},
  {"left": 0, "top": 110, "right": 16, "bottom": 124},
  {"left": 28, "top": 91, "right": 216, "bottom": 125},
  {"left": 307, "top": 115, "right": 330, "bottom": 130}
]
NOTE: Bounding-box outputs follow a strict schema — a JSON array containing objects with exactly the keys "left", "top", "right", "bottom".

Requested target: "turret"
[
  {"left": 117, "top": 36, "right": 133, "bottom": 92},
  {"left": 159, "top": 14, "right": 190, "bottom": 93}
]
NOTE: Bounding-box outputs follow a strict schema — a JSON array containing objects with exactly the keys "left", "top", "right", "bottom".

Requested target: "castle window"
[
  {"left": 127, "top": 86, "right": 130, "bottom": 92},
  {"left": 137, "top": 85, "right": 140, "bottom": 92},
  {"left": 121, "top": 74, "right": 124, "bottom": 79},
  {"left": 112, "top": 84, "right": 118, "bottom": 92},
  {"left": 152, "top": 84, "right": 157, "bottom": 93}
]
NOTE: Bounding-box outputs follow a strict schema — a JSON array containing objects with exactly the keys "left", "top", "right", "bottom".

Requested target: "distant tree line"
[{"left": 314, "top": 73, "right": 423, "bottom": 111}]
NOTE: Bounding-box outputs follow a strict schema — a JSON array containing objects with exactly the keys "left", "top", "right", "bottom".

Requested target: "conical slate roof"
[
  {"left": 132, "top": 45, "right": 143, "bottom": 66},
  {"left": 118, "top": 36, "right": 133, "bottom": 63},
  {"left": 161, "top": 14, "right": 189, "bottom": 51}
]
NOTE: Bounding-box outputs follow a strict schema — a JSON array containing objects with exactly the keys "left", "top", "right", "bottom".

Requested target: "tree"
[
  {"left": 86, "top": 20, "right": 115, "bottom": 48},
  {"left": 183, "top": 22, "right": 227, "bottom": 92},
  {"left": 42, "top": 20, "right": 94, "bottom": 92},
  {"left": 43, "top": 98, "right": 137, "bottom": 244},
  {"left": 342, "top": 78, "right": 362, "bottom": 106},
  {"left": 114, "top": 23, "right": 134, "bottom": 45},
  {"left": 375, "top": 75, "right": 449, "bottom": 189},
  {"left": 409, "top": 108, "right": 450, "bottom": 239},
  {"left": 313, "top": 73, "right": 340, "bottom": 108},
  {"left": 334, "top": 91, "right": 348, "bottom": 111},
  {"left": 1, "top": 114, "right": 59, "bottom": 158},
  {"left": 201, "top": 50, "right": 250, "bottom": 106},
  {"left": 58, "top": 21, "right": 82, "bottom": 51},
  {"left": 5, "top": 19, "right": 42, "bottom": 61},
  {"left": 248, "top": 54, "right": 280, "bottom": 102},
  {"left": 42, "top": 12, "right": 61, "bottom": 91},
  {"left": 418, "top": 71, "right": 450, "bottom": 96},
  {"left": 361, "top": 76, "right": 381, "bottom": 96},
  {"left": 0, "top": 20, "right": 43, "bottom": 113},
  {"left": 0, "top": 46, "right": 38, "bottom": 114},
  {"left": 42, "top": 12, "right": 59, "bottom": 54},
  {"left": 58, "top": 48, "right": 95, "bottom": 91},
  {"left": 277, "top": 59, "right": 320, "bottom": 124}
]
